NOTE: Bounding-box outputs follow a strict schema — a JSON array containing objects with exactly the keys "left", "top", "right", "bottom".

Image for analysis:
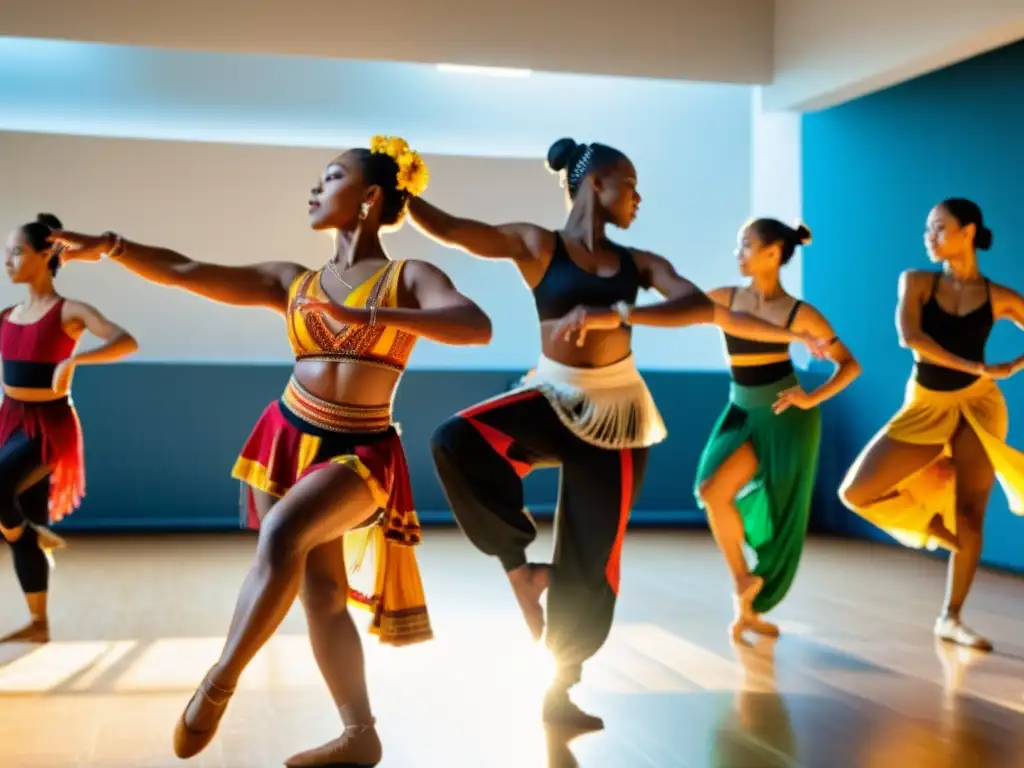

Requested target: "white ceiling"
[
  {"left": 768, "top": 0, "right": 1024, "bottom": 110},
  {"left": 0, "top": 0, "right": 775, "bottom": 84},
  {"left": 0, "top": 38, "right": 750, "bottom": 158},
  {"left": 1, "top": 0, "right": 1023, "bottom": 113}
]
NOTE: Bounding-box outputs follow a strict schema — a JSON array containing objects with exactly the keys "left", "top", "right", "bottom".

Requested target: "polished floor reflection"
[{"left": 1, "top": 529, "right": 1023, "bottom": 767}]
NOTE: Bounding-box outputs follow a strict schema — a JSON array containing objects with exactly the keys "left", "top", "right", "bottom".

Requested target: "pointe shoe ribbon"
[{"left": 172, "top": 674, "right": 235, "bottom": 759}]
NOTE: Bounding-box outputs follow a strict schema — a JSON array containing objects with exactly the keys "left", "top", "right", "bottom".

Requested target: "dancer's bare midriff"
[{"left": 293, "top": 359, "right": 400, "bottom": 408}]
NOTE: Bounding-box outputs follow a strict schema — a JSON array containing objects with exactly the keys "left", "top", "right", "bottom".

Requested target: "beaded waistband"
[{"left": 281, "top": 377, "right": 392, "bottom": 433}]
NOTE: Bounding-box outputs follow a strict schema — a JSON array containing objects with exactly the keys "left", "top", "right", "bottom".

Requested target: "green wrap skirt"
[{"left": 693, "top": 372, "right": 822, "bottom": 614}]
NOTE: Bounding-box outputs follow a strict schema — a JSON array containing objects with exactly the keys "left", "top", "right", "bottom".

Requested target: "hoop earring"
[{"left": 359, "top": 202, "right": 370, "bottom": 221}]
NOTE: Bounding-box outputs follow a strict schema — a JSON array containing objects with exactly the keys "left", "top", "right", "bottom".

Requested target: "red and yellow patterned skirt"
[
  {"left": 232, "top": 377, "right": 431, "bottom": 647},
  {"left": 0, "top": 396, "right": 84, "bottom": 524}
]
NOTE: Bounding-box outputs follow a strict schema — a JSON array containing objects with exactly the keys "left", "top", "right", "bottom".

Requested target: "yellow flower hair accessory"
[{"left": 369, "top": 134, "right": 430, "bottom": 198}]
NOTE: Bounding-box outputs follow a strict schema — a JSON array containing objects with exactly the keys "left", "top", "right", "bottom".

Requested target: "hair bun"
[
  {"left": 36, "top": 213, "right": 62, "bottom": 231},
  {"left": 793, "top": 223, "right": 812, "bottom": 246},
  {"left": 975, "top": 225, "right": 993, "bottom": 251},
  {"left": 546, "top": 138, "right": 579, "bottom": 173}
]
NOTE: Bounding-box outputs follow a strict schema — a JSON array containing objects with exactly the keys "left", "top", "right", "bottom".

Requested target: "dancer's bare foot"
[
  {"left": 0, "top": 619, "right": 49, "bottom": 643},
  {"left": 731, "top": 612, "right": 780, "bottom": 642},
  {"left": 284, "top": 722, "right": 382, "bottom": 767},
  {"left": 927, "top": 514, "right": 960, "bottom": 552},
  {"left": 508, "top": 563, "right": 550, "bottom": 641},
  {"left": 172, "top": 669, "right": 235, "bottom": 758},
  {"left": 729, "top": 576, "right": 777, "bottom": 641},
  {"left": 735, "top": 575, "right": 763, "bottom": 611}
]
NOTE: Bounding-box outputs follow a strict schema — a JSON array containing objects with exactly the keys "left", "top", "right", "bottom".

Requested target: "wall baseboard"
[
  {"left": 55, "top": 508, "right": 709, "bottom": 532},
  {"left": 51, "top": 364, "right": 846, "bottom": 535}
]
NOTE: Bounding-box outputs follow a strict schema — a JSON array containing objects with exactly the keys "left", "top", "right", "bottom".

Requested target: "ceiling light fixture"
[{"left": 436, "top": 63, "right": 532, "bottom": 78}]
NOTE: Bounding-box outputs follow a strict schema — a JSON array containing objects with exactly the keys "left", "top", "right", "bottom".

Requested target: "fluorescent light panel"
[{"left": 437, "top": 63, "right": 531, "bottom": 78}]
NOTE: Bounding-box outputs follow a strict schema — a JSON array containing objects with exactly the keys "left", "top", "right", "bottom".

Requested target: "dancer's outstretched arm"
[
  {"left": 407, "top": 198, "right": 548, "bottom": 262},
  {"left": 550, "top": 250, "right": 824, "bottom": 354},
  {"left": 295, "top": 260, "right": 492, "bottom": 346},
  {"left": 50, "top": 231, "right": 303, "bottom": 314},
  {"left": 772, "top": 304, "right": 861, "bottom": 412},
  {"left": 630, "top": 251, "right": 822, "bottom": 346}
]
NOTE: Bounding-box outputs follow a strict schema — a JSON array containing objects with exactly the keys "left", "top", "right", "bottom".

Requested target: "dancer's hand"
[
  {"left": 551, "top": 305, "right": 622, "bottom": 347},
  {"left": 773, "top": 385, "right": 815, "bottom": 413},
  {"left": 293, "top": 296, "right": 369, "bottom": 326},
  {"left": 51, "top": 359, "right": 76, "bottom": 396},
  {"left": 794, "top": 331, "right": 830, "bottom": 359},
  {"left": 983, "top": 361, "right": 1015, "bottom": 380},
  {"left": 48, "top": 231, "right": 112, "bottom": 263}
]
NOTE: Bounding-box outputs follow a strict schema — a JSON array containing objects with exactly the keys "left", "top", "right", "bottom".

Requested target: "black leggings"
[
  {"left": 0, "top": 430, "right": 51, "bottom": 594},
  {"left": 430, "top": 389, "right": 648, "bottom": 690}
]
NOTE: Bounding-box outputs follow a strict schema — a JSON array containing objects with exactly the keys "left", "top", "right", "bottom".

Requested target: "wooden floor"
[{"left": 1, "top": 529, "right": 1024, "bottom": 767}]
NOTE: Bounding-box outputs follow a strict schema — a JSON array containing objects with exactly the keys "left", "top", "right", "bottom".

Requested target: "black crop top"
[
  {"left": 532, "top": 235, "right": 644, "bottom": 322},
  {"left": 722, "top": 288, "right": 803, "bottom": 355},
  {"left": 915, "top": 273, "right": 994, "bottom": 392}
]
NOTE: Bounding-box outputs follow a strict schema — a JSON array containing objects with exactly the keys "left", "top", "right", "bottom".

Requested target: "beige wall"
[
  {"left": 0, "top": 130, "right": 751, "bottom": 370},
  {"left": 0, "top": 131, "right": 564, "bottom": 367}
]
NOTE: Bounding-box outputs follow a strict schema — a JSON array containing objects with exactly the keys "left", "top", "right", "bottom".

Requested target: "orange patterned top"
[{"left": 286, "top": 260, "right": 417, "bottom": 372}]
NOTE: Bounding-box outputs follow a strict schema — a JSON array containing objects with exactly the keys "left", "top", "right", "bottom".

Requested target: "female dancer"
[
  {"left": 839, "top": 198, "right": 1024, "bottom": 652},
  {"left": 1, "top": 213, "right": 137, "bottom": 643},
  {"left": 51, "top": 136, "right": 492, "bottom": 767},
  {"left": 410, "top": 137, "right": 825, "bottom": 731},
  {"left": 694, "top": 219, "right": 860, "bottom": 640}
]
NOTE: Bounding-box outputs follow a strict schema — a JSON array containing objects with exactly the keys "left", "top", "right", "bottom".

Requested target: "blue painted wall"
[
  {"left": 802, "top": 40, "right": 1024, "bottom": 572},
  {"left": 53, "top": 364, "right": 841, "bottom": 533}
]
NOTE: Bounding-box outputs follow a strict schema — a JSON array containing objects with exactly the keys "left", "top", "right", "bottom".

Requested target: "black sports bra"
[
  {"left": 915, "top": 272, "right": 994, "bottom": 392},
  {"left": 532, "top": 234, "right": 643, "bottom": 322},
  {"left": 722, "top": 288, "right": 803, "bottom": 355}
]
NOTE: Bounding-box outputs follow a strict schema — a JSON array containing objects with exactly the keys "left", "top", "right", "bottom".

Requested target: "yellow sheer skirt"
[{"left": 859, "top": 376, "right": 1024, "bottom": 549}]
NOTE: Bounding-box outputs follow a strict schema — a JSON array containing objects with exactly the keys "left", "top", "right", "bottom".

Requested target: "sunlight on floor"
[
  {"left": 4, "top": 531, "right": 1024, "bottom": 767},
  {"left": 0, "top": 640, "right": 130, "bottom": 693},
  {"left": 0, "top": 616, "right": 569, "bottom": 697},
  {"left": 0, "top": 619, "right": 733, "bottom": 704}
]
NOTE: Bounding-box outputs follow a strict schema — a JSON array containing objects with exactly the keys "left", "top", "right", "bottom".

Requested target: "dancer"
[
  {"left": 839, "top": 198, "right": 1024, "bottom": 651},
  {"left": 51, "top": 136, "right": 492, "bottom": 767},
  {"left": 0, "top": 213, "right": 138, "bottom": 643},
  {"left": 694, "top": 219, "right": 860, "bottom": 640},
  {"left": 410, "top": 137, "right": 825, "bottom": 730}
]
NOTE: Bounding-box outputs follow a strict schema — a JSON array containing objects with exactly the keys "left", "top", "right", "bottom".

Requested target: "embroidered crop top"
[{"left": 285, "top": 260, "right": 417, "bottom": 372}]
